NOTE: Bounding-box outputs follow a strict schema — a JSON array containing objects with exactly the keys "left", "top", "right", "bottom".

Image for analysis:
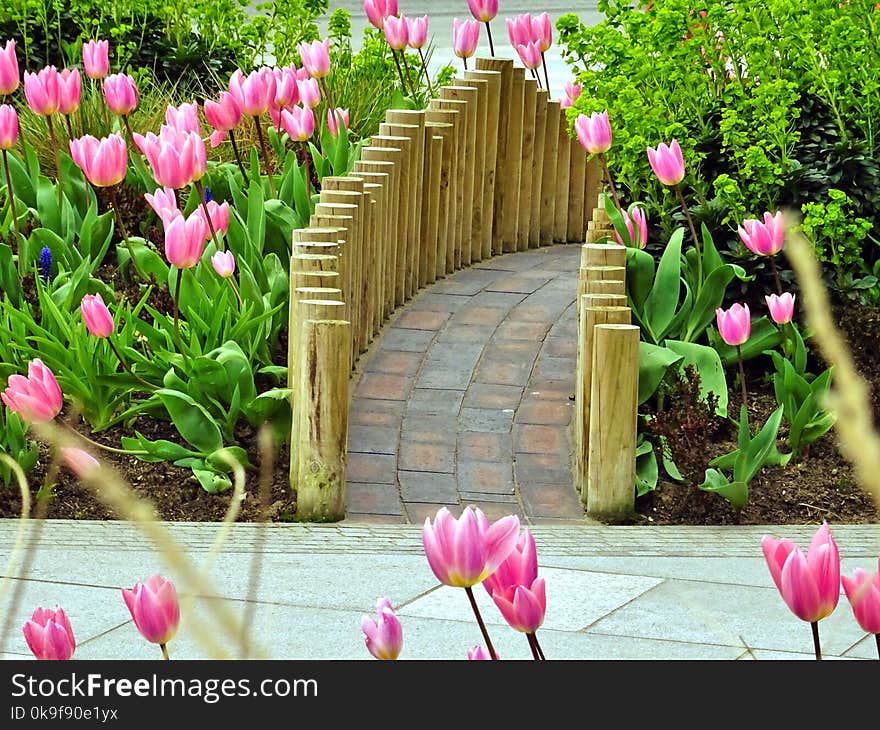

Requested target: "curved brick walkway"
[{"left": 345, "top": 244, "right": 587, "bottom": 525}]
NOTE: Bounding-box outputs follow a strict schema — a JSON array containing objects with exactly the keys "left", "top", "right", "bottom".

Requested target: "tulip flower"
[
  {"left": 563, "top": 80, "right": 582, "bottom": 104},
  {"left": 164, "top": 211, "right": 208, "bottom": 269},
  {"left": 2, "top": 358, "right": 64, "bottom": 424},
  {"left": 211, "top": 250, "right": 236, "bottom": 278},
  {"left": 647, "top": 139, "right": 685, "bottom": 186},
  {"left": 80, "top": 292, "right": 115, "bottom": 338},
  {"left": 69, "top": 133, "right": 128, "bottom": 187},
  {"left": 739, "top": 211, "right": 785, "bottom": 294},
  {"left": 0, "top": 103, "right": 16, "bottom": 150},
  {"left": 22, "top": 606, "right": 75, "bottom": 660},
  {"left": 613, "top": 206, "right": 648, "bottom": 249},
  {"left": 361, "top": 597, "right": 403, "bottom": 660},
  {"left": 453, "top": 18, "right": 481, "bottom": 69},
  {"left": 364, "top": 0, "right": 397, "bottom": 30},
  {"left": 467, "top": 0, "right": 498, "bottom": 55},
  {"left": 297, "top": 78, "right": 321, "bottom": 109},
  {"left": 762, "top": 523, "right": 840, "bottom": 659},
  {"left": 228, "top": 69, "right": 272, "bottom": 117},
  {"left": 165, "top": 101, "right": 200, "bottom": 134},
  {"left": 407, "top": 15, "right": 428, "bottom": 49},
  {"left": 134, "top": 127, "right": 206, "bottom": 189},
  {"left": 766, "top": 292, "right": 795, "bottom": 326},
  {"left": 298, "top": 39, "right": 331, "bottom": 79},
  {"left": 24, "top": 66, "right": 60, "bottom": 116},
  {"left": 327, "top": 107, "right": 349, "bottom": 137},
  {"left": 0, "top": 39, "right": 19, "bottom": 96},
  {"left": 57, "top": 68, "right": 81, "bottom": 116},
  {"left": 204, "top": 91, "right": 241, "bottom": 141},
  {"left": 423, "top": 506, "right": 520, "bottom": 660},
  {"left": 467, "top": 645, "right": 492, "bottom": 660},
  {"left": 273, "top": 66, "right": 300, "bottom": 111},
  {"left": 144, "top": 186, "right": 178, "bottom": 227},
  {"left": 60, "top": 447, "right": 100, "bottom": 478},
  {"left": 82, "top": 39, "right": 109, "bottom": 80},
  {"left": 383, "top": 15, "right": 410, "bottom": 51},
  {"left": 716, "top": 303, "right": 751, "bottom": 348},
  {"left": 281, "top": 105, "right": 315, "bottom": 142},
  {"left": 575, "top": 110, "right": 612, "bottom": 155},
  {"left": 103, "top": 73, "right": 138, "bottom": 116},
  {"left": 841, "top": 561, "right": 880, "bottom": 656},
  {"left": 122, "top": 575, "right": 180, "bottom": 658},
  {"left": 515, "top": 42, "right": 542, "bottom": 71},
  {"left": 532, "top": 13, "right": 552, "bottom": 52}
]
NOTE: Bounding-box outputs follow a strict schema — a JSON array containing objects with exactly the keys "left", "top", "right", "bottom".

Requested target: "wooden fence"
[{"left": 288, "top": 57, "right": 604, "bottom": 521}]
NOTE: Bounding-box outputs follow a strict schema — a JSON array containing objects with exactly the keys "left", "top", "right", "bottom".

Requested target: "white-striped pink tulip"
[
  {"left": 575, "top": 110, "right": 612, "bottom": 155},
  {"left": 122, "top": 575, "right": 180, "bottom": 646},
  {"left": 211, "top": 250, "right": 236, "bottom": 278},
  {"left": 453, "top": 18, "right": 480, "bottom": 60},
  {"left": 144, "top": 186, "right": 178, "bottom": 227},
  {"left": 715, "top": 303, "right": 751, "bottom": 347},
  {"left": 80, "top": 293, "right": 114, "bottom": 338},
  {"left": 22, "top": 606, "right": 75, "bottom": 660},
  {"left": 163, "top": 210, "right": 208, "bottom": 269},
  {"left": 467, "top": 645, "right": 492, "bottom": 660},
  {"left": 57, "top": 68, "right": 81, "bottom": 115},
  {"left": 842, "top": 560, "right": 880, "bottom": 635},
  {"left": 407, "top": 15, "right": 429, "bottom": 49},
  {"left": 82, "top": 39, "right": 109, "bottom": 80},
  {"left": 384, "top": 15, "right": 410, "bottom": 51},
  {"left": 0, "top": 104, "right": 18, "bottom": 149},
  {"left": 2, "top": 358, "right": 63, "bottom": 423},
  {"left": 738, "top": 211, "right": 784, "bottom": 256},
  {"left": 228, "top": 69, "right": 273, "bottom": 117},
  {"left": 766, "top": 292, "right": 795, "bottom": 325},
  {"left": 165, "top": 101, "right": 200, "bottom": 134},
  {"left": 515, "top": 41, "right": 542, "bottom": 70},
  {"left": 614, "top": 206, "right": 648, "bottom": 249},
  {"left": 0, "top": 39, "right": 19, "bottom": 96},
  {"left": 194, "top": 200, "right": 230, "bottom": 238},
  {"left": 532, "top": 12, "right": 552, "bottom": 52},
  {"left": 135, "top": 127, "right": 206, "bottom": 189},
  {"left": 24, "top": 66, "right": 60, "bottom": 116},
  {"left": 298, "top": 39, "right": 331, "bottom": 79},
  {"left": 483, "top": 528, "right": 546, "bottom": 634},
  {"left": 69, "top": 133, "right": 128, "bottom": 187},
  {"left": 103, "top": 73, "right": 138, "bottom": 115},
  {"left": 647, "top": 139, "right": 685, "bottom": 186},
  {"left": 361, "top": 597, "right": 403, "bottom": 660},
  {"left": 297, "top": 78, "right": 321, "bottom": 109},
  {"left": 281, "top": 105, "right": 315, "bottom": 142},
  {"left": 327, "top": 107, "right": 349, "bottom": 137},
  {"left": 467, "top": 0, "right": 498, "bottom": 23}
]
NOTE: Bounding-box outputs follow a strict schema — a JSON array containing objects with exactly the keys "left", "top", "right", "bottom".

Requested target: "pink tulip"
[
  {"left": 134, "top": 127, "right": 206, "bottom": 189},
  {"left": 299, "top": 39, "right": 331, "bottom": 79},
  {"left": 575, "top": 110, "right": 612, "bottom": 155},
  {"left": 738, "top": 211, "right": 785, "bottom": 256},
  {"left": 281, "top": 105, "right": 315, "bottom": 142},
  {"left": 766, "top": 292, "right": 795, "bottom": 325},
  {"left": 228, "top": 69, "right": 273, "bottom": 117},
  {"left": 564, "top": 80, "right": 582, "bottom": 103},
  {"left": 22, "top": 606, "right": 75, "bottom": 660},
  {"left": 122, "top": 575, "right": 180, "bottom": 646},
  {"left": 60, "top": 447, "right": 100, "bottom": 478},
  {"left": 69, "top": 133, "right": 128, "bottom": 187},
  {"left": 506, "top": 14, "right": 533, "bottom": 47},
  {"left": 483, "top": 527, "right": 538, "bottom": 596},
  {"left": 407, "top": 16, "right": 429, "bottom": 49},
  {"left": 384, "top": 15, "right": 410, "bottom": 51},
  {"left": 204, "top": 91, "right": 241, "bottom": 133},
  {"left": 467, "top": 645, "right": 492, "bottom": 660},
  {"left": 57, "top": 69, "right": 81, "bottom": 115},
  {"left": 515, "top": 42, "right": 543, "bottom": 70},
  {"left": 165, "top": 101, "right": 200, "bottom": 134},
  {"left": 0, "top": 104, "right": 18, "bottom": 150},
  {"left": 80, "top": 293, "right": 114, "bottom": 338},
  {"left": 560, "top": 96, "right": 573, "bottom": 109},
  {"left": 163, "top": 211, "right": 208, "bottom": 269},
  {"left": 467, "top": 0, "right": 498, "bottom": 23},
  {"left": 761, "top": 522, "right": 840, "bottom": 623},
  {"left": 103, "top": 73, "right": 138, "bottom": 116},
  {"left": 24, "top": 66, "right": 61, "bottom": 116},
  {"left": 453, "top": 18, "right": 481, "bottom": 60},
  {"left": 297, "top": 78, "right": 321, "bottom": 109},
  {"left": 82, "top": 39, "right": 109, "bottom": 80},
  {"left": 211, "top": 250, "right": 236, "bottom": 278},
  {"left": 841, "top": 560, "right": 880, "bottom": 635},
  {"left": 2, "top": 358, "right": 64, "bottom": 423},
  {"left": 0, "top": 39, "right": 19, "bottom": 96},
  {"left": 144, "top": 187, "right": 178, "bottom": 227},
  {"left": 614, "top": 207, "right": 648, "bottom": 249},
  {"left": 360, "top": 597, "right": 403, "bottom": 660},
  {"left": 422, "top": 506, "right": 520, "bottom": 588},
  {"left": 715, "top": 303, "right": 751, "bottom": 347},
  {"left": 327, "top": 107, "right": 349, "bottom": 137},
  {"left": 647, "top": 139, "right": 685, "bottom": 186},
  {"left": 194, "top": 200, "right": 230, "bottom": 238},
  {"left": 532, "top": 12, "right": 552, "bottom": 52},
  {"left": 273, "top": 66, "right": 300, "bottom": 110},
  {"left": 482, "top": 528, "right": 547, "bottom": 634},
  {"left": 364, "top": 0, "right": 390, "bottom": 30}
]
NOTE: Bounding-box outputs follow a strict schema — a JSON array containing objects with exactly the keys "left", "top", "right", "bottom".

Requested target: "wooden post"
[
  {"left": 568, "top": 138, "right": 587, "bottom": 242},
  {"left": 352, "top": 164, "right": 391, "bottom": 326},
  {"left": 540, "top": 99, "right": 560, "bottom": 246},
  {"left": 584, "top": 157, "right": 603, "bottom": 236},
  {"left": 370, "top": 136, "right": 409, "bottom": 306},
  {"left": 529, "top": 89, "right": 548, "bottom": 249},
  {"left": 575, "top": 304, "right": 631, "bottom": 504},
  {"left": 585, "top": 193, "right": 614, "bottom": 244},
  {"left": 586, "top": 324, "right": 640, "bottom": 522},
  {"left": 453, "top": 77, "right": 489, "bottom": 262},
  {"left": 554, "top": 112, "right": 571, "bottom": 242},
  {"left": 581, "top": 242, "right": 626, "bottom": 269},
  {"left": 294, "top": 286, "right": 343, "bottom": 301},
  {"left": 420, "top": 133, "right": 443, "bottom": 288},
  {"left": 425, "top": 108, "right": 461, "bottom": 275},
  {"left": 432, "top": 95, "right": 473, "bottom": 268},
  {"left": 504, "top": 67, "right": 525, "bottom": 251},
  {"left": 293, "top": 316, "right": 352, "bottom": 522},
  {"left": 424, "top": 121, "right": 453, "bottom": 283},
  {"left": 294, "top": 227, "right": 344, "bottom": 244},
  {"left": 584, "top": 279, "right": 626, "bottom": 296},
  {"left": 464, "top": 68, "right": 500, "bottom": 260},
  {"left": 475, "top": 57, "right": 513, "bottom": 256},
  {"left": 517, "top": 77, "right": 537, "bottom": 252},
  {"left": 380, "top": 122, "right": 420, "bottom": 299},
  {"left": 578, "top": 265, "right": 627, "bottom": 323},
  {"left": 386, "top": 110, "right": 426, "bottom": 288},
  {"left": 290, "top": 254, "right": 339, "bottom": 275}
]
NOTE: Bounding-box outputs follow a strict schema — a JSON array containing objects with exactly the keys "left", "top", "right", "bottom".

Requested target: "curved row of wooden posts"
[{"left": 287, "top": 55, "right": 637, "bottom": 523}]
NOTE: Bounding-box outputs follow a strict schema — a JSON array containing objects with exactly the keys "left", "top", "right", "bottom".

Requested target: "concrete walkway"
[
  {"left": 2, "top": 521, "right": 878, "bottom": 660},
  {"left": 346, "top": 244, "right": 585, "bottom": 525}
]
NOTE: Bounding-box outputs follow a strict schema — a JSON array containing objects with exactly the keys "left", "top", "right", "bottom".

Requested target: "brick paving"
[{"left": 346, "top": 244, "right": 586, "bottom": 524}]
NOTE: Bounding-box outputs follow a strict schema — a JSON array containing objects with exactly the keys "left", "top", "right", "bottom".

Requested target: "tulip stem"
[
  {"left": 227, "top": 277, "right": 243, "bottom": 308},
  {"left": 541, "top": 53, "right": 551, "bottom": 93},
  {"left": 875, "top": 633, "right": 879, "bottom": 660},
  {"left": 532, "top": 632, "right": 545, "bottom": 660},
  {"left": 462, "top": 56, "right": 468, "bottom": 72},
  {"left": 418, "top": 48, "right": 435, "bottom": 98},
  {"left": 599, "top": 153, "right": 622, "bottom": 214},
  {"left": 98, "top": 78, "right": 110, "bottom": 133},
  {"left": 526, "top": 633, "right": 541, "bottom": 660},
  {"left": 300, "top": 140, "right": 311, "bottom": 203},
  {"left": 675, "top": 184, "right": 702, "bottom": 289},
  {"left": 61, "top": 422, "right": 148, "bottom": 456},
  {"left": 45, "top": 115, "right": 63, "bottom": 207},
  {"left": 228, "top": 129, "right": 249, "bottom": 186},
  {"left": 464, "top": 586, "right": 499, "bottom": 660},
  {"left": 107, "top": 336, "right": 154, "bottom": 388},
  {"left": 810, "top": 621, "right": 822, "bottom": 661},
  {"left": 391, "top": 50, "right": 409, "bottom": 94},
  {"left": 485, "top": 21, "right": 495, "bottom": 57},
  {"left": 172, "top": 268, "right": 184, "bottom": 355},
  {"left": 769, "top": 254, "right": 783, "bottom": 296},
  {"left": 253, "top": 118, "right": 277, "bottom": 198},
  {"left": 109, "top": 184, "right": 148, "bottom": 282},
  {"left": 398, "top": 51, "right": 418, "bottom": 99},
  {"left": 736, "top": 345, "right": 749, "bottom": 416},
  {"left": 194, "top": 179, "right": 223, "bottom": 253},
  {"left": 64, "top": 114, "right": 74, "bottom": 140},
  {"left": 160, "top": 643, "right": 170, "bottom": 660},
  {"left": 2, "top": 148, "right": 20, "bottom": 260}
]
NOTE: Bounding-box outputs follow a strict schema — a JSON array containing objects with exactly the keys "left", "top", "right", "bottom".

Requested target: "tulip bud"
[
  {"left": 327, "top": 107, "right": 349, "bottom": 137},
  {"left": 298, "top": 39, "right": 331, "bottom": 79},
  {"left": 646, "top": 139, "right": 685, "bottom": 186},
  {"left": 211, "top": 250, "right": 236, "bottom": 278},
  {"left": 738, "top": 211, "right": 785, "bottom": 256},
  {"left": 453, "top": 18, "right": 480, "bottom": 60},
  {"left": 467, "top": 0, "right": 498, "bottom": 23},
  {"left": 0, "top": 104, "right": 19, "bottom": 150},
  {"left": 69, "top": 133, "right": 128, "bottom": 187},
  {"left": 22, "top": 606, "right": 76, "bottom": 660},
  {"left": 361, "top": 597, "right": 403, "bottom": 660},
  {"left": 1, "top": 358, "right": 64, "bottom": 423},
  {"left": 103, "top": 73, "right": 138, "bottom": 116},
  {"left": 383, "top": 15, "right": 410, "bottom": 51},
  {"left": 715, "top": 303, "right": 751, "bottom": 347},
  {"left": 83, "top": 39, "right": 109, "bottom": 80},
  {"left": 0, "top": 40, "right": 19, "bottom": 96},
  {"left": 575, "top": 110, "right": 612, "bottom": 155},
  {"left": 80, "top": 292, "right": 115, "bottom": 338},
  {"left": 122, "top": 575, "right": 180, "bottom": 646},
  {"left": 57, "top": 68, "right": 81, "bottom": 115},
  {"left": 24, "top": 66, "right": 61, "bottom": 116},
  {"left": 406, "top": 16, "right": 429, "bottom": 50},
  {"left": 163, "top": 211, "right": 208, "bottom": 269}
]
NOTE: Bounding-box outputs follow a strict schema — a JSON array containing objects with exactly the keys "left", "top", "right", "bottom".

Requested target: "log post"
[
  {"left": 529, "top": 89, "right": 548, "bottom": 249},
  {"left": 432, "top": 95, "right": 473, "bottom": 268},
  {"left": 575, "top": 304, "right": 631, "bottom": 504},
  {"left": 540, "top": 99, "right": 560, "bottom": 245},
  {"left": 464, "top": 68, "right": 500, "bottom": 259},
  {"left": 453, "top": 77, "right": 489, "bottom": 262},
  {"left": 425, "top": 108, "right": 461, "bottom": 275},
  {"left": 475, "top": 57, "right": 513, "bottom": 256},
  {"left": 568, "top": 138, "right": 587, "bottom": 242},
  {"left": 554, "top": 111, "right": 571, "bottom": 242},
  {"left": 503, "top": 67, "right": 525, "bottom": 251},
  {"left": 352, "top": 164, "right": 391, "bottom": 325},
  {"left": 293, "top": 315, "right": 352, "bottom": 522},
  {"left": 420, "top": 133, "right": 443, "bottom": 288},
  {"left": 581, "top": 242, "right": 626, "bottom": 269},
  {"left": 517, "top": 77, "right": 537, "bottom": 252},
  {"left": 358, "top": 150, "right": 401, "bottom": 315},
  {"left": 585, "top": 193, "right": 614, "bottom": 244},
  {"left": 584, "top": 157, "right": 603, "bottom": 237},
  {"left": 577, "top": 265, "right": 627, "bottom": 324},
  {"left": 369, "top": 136, "right": 409, "bottom": 306},
  {"left": 586, "top": 324, "right": 640, "bottom": 522},
  {"left": 424, "top": 121, "right": 454, "bottom": 283}
]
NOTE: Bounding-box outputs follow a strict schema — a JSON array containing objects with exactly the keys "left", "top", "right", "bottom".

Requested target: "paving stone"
[
  {"left": 400, "top": 414, "right": 458, "bottom": 445},
  {"left": 450, "top": 306, "right": 510, "bottom": 327},
  {"left": 406, "top": 388, "right": 465, "bottom": 415},
  {"left": 398, "top": 441, "right": 456, "bottom": 473},
  {"left": 544, "top": 337, "right": 577, "bottom": 358},
  {"left": 462, "top": 383, "right": 523, "bottom": 410},
  {"left": 347, "top": 453, "right": 397, "bottom": 484},
  {"left": 398, "top": 471, "right": 459, "bottom": 502},
  {"left": 457, "top": 432, "right": 513, "bottom": 462},
  {"left": 404, "top": 502, "right": 462, "bottom": 523},
  {"left": 465, "top": 501, "right": 525, "bottom": 521},
  {"left": 525, "top": 380, "right": 575, "bottom": 401},
  {"left": 342, "top": 513, "right": 408, "bottom": 524},
  {"left": 519, "top": 482, "right": 584, "bottom": 519},
  {"left": 474, "top": 360, "right": 534, "bottom": 387},
  {"left": 364, "top": 350, "right": 424, "bottom": 377},
  {"left": 377, "top": 328, "right": 436, "bottom": 352},
  {"left": 348, "top": 398, "right": 405, "bottom": 427},
  {"left": 459, "top": 407, "right": 515, "bottom": 433},
  {"left": 493, "top": 320, "right": 553, "bottom": 340},
  {"left": 508, "top": 304, "right": 567, "bottom": 322},
  {"left": 484, "top": 339, "right": 542, "bottom": 361},
  {"left": 345, "top": 483, "right": 403, "bottom": 515},
  {"left": 515, "top": 399, "right": 573, "bottom": 426},
  {"left": 469, "top": 291, "right": 527, "bottom": 309},
  {"left": 457, "top": 460, "right": 514, "bottom": 494},
  {"left": 459, "top": 491, "right": 520, "bottom": 504},
  {"left": 416, "top": 365, "right": 475, "bottom": 390},
  {"left": 393, "top": 309, "right": 450, "bottom": 331},
  {"left": 435, "top": 324, "right": 497, "bottom": 343},
  {"left": 515, "top": 424, "right": 570, "bottom": 455},
  {"left": 355, "top": 373, "right": 414, "bottom": 401},
  {"left": 347, "top": 425, "right": 399, "bottom": 455},
  {"left": 515, "top": 453, "right": 573, "bottom": 485},
  {"left": 533, "top": 355, "right": 576, "bottom": 381}
]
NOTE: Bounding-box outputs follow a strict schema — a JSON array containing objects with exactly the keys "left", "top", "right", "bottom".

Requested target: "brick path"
[{"left": 345, "top": 244, "right": 588, "bottom": 525}]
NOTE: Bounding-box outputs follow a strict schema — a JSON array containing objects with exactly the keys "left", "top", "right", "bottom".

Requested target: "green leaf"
[
  {"left": 638, "top": 342, "right": 683, "bottom": 404},
  {"left": 247, "top": 178, "right": 266, "bottom": 252},
  {"left": 193, "top": 467, "right": 232, "bottom": 494},
  {"left": 738, "top": 405, "right": 785, "bottom": 484},
  {"left": 5, "top": 149, "right": 37, "bottom": 208},
  {"left": 156, "top": 388, "right": 224, "bottom": 454},
  {"left": 635, "top": 443, "right": 658, "bottom": 497},
  {"left": 664, "top": 339, "right": 728, "bottom": 417},
  {"left": 121, "top": 432, "right": 200, "bottom": 463},
  {"left": 712, "top": 316, "right": 782, "bottom": 365},
  {"left": 700, "top": 468, "right": 749, "bottom": 509},
  {"left": 642, "top": 227, "right": 684, "bottom": 341},
  {"left": 206, "top": 446, "right": 252, "bottom": 472}
]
